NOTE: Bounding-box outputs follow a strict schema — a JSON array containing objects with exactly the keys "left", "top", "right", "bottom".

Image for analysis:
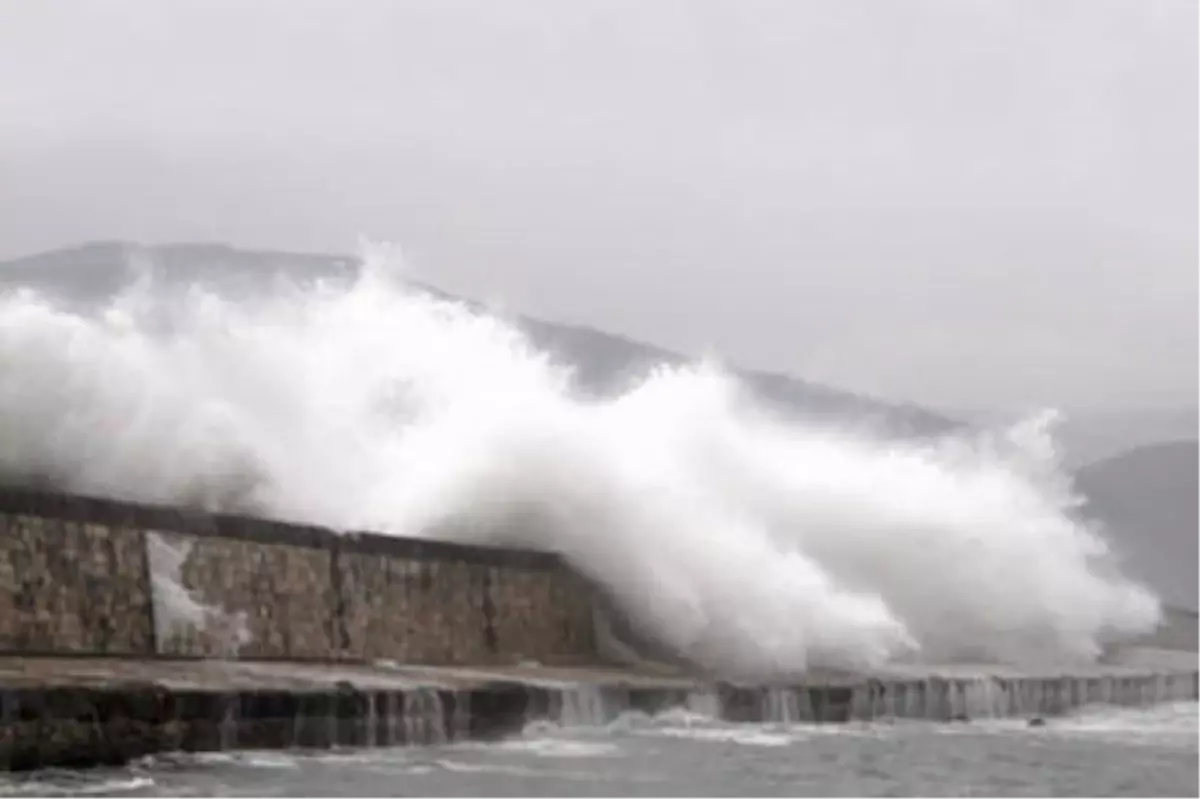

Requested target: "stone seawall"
[
  {"left": 0, "top": 496, "right": 153, "bottom": 655},
  {"left": 0, "top": 488, "right": 596, "bottom": 666},
  {"left": 0, "top": 487, "right": 1196, "bottom": 772}
]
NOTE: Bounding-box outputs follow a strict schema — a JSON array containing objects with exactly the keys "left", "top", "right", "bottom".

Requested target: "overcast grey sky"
[{"left": 0, "top": 0, "right": 1195, "bottom": 413}]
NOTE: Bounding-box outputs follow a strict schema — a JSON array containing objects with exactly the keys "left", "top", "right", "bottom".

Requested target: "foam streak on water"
[{"left": 0, "top": 246, "right": 1161, "bottom": 678}]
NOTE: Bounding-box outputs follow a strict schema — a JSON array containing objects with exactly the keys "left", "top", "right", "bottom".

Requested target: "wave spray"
[{"left": 0, "top": 246, "right": 1160, "bottom": 678}]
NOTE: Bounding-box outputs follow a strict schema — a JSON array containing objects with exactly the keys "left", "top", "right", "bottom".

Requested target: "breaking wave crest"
[{"left": 0, "top": 246, "right": 1160, "bottom": 677}]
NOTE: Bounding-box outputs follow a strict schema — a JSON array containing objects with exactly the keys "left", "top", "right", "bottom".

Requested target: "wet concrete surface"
[
  {"left": 0, "top": 652, "right": 1194, "bottom": 772},
  {"left": 0, "top": 657, "right": 697, "bottom": 692}
]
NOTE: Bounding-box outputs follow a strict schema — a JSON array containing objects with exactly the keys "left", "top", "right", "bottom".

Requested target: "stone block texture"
[
  {"left": 0, "top": 512, "right": 153, "bottom": 655},
  {"left": 149, "top": 531, "right": 336, "bottom": 660},
  {"left": 0, "top": 488, "right": 600, "bottom": 665},
  {"left": 337, "top": 549, "right": 595, "bottom": 665}
]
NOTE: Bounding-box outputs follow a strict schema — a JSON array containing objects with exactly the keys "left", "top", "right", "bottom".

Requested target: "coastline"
[{"left": 0, "top": 655, "right": 1195, "bottom": 771}]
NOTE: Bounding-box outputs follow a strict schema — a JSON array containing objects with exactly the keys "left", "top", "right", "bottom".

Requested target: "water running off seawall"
[
  {"left": 1, "top": 663, "right": 1194, "bottom": 773},
  {"left": 0, "top": 242, "right": 1163, "bottom": 679},
  {"left": 4, "top": 697, "right": 1195, "bottom": 797}
]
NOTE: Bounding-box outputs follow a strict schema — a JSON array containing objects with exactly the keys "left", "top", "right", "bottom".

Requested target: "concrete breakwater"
[
  {"left": 0, "top": 656, "right": 1196, "bottom": 771},
  {"left": 0, "top": 486, "right": 1196, "bottom": 771}
]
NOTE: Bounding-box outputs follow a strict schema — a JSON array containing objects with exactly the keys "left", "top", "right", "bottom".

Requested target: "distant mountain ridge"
[
  {"left": 0, "top": 241, "right": 958, "bottom": 436},
  {"left": 1074, "top": 439, "right": 1199, "bottom": 610},
  {"left": 1056, "top": 409, "right": 1198, "bottom": 469}
]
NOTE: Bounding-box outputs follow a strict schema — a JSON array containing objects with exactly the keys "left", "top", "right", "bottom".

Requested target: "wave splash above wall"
[{"left": 0, "top": 245, "right": 1160, "bottom": 679}]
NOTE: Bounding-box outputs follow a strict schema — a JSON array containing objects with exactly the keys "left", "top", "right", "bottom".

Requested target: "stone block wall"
[
  {"left": 0, "top": 492, "right": 154, "bottom": 655},
  {"left": 336, "top": 536, "right": 594, "bottom": 665},
  {"left": 147, "top": 529, "right": 337, "bottom": 659},
  {"left": 0, "top": 487, "right": 598, "bottom": 666}
]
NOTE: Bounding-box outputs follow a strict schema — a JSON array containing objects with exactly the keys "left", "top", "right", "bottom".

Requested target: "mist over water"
[{"left": 0, "top": 247, "right": 1160, "bottom": 677}]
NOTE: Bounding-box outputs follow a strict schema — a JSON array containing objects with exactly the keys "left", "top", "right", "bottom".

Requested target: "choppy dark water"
[{"left": 3, "top": 703, "right": 1196, "bottom": 797}]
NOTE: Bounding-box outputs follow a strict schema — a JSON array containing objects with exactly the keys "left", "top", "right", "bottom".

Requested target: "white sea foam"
[
  {"left": 0, "top": 245, "right": 1160, "bottom": 677},
  {"left": 0, "top": 776, "right": 155, "bottom": 796},
  {"left": 494, "top": 738, "right": 621, "bottom": 758}
]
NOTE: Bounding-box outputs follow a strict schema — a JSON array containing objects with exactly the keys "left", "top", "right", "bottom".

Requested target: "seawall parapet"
[{"left": 0, "top": 487, "right": 595, "bottom": 666}]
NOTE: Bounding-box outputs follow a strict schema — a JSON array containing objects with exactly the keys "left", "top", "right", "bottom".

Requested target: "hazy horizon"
[{"left": 1, "top": 0, "right": 1196, "bottom": 413}]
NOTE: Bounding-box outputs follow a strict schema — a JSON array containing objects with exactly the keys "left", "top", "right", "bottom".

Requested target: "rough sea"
[{"left": 2, "top": 701, "right": 1195, "bottom": 797}]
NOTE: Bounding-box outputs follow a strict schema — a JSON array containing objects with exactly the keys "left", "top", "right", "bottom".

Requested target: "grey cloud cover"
[{"left": 0, "top": 0, "right": 1194, "bottom": 411}]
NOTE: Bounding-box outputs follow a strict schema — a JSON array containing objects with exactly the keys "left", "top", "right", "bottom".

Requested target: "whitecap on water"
[
  {"left": 494, "top": 738, "right": 621, "bottom": 758},
  {"left": 431, "top": 758, "right": 607, "bottom": 782},
  {"left": 1032, "top": 701, "right": 1199, "bottom": 746},
  {"left": 646, "top": 726, "right": 794, "bottom": 747},
  {"left": 0, "top": 776, "right": 155, "bottom": 797}
]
